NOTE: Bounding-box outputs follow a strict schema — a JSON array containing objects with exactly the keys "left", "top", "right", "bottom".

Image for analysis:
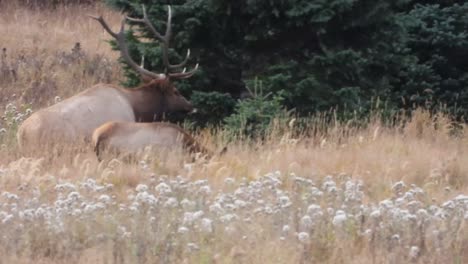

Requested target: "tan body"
[
  {"left": 17, "top": 5, "right": 198, "bottom": 152},
  {"left": 18, "top": 85, "right": 133, "bottom": 149},
  {"left": 92, "top": 121, "right": 207, "bottom": 159},
  {"left": 17, "top": 79, "right": 193, "bottom": 151}
]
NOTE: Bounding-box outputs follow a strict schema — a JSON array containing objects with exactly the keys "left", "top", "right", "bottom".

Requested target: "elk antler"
[
  {"left": 126, "top": 5, "right": 198, "bottom": 79},
  {"left": 89, "top": 15, "right": 164, "bottom": 79}
]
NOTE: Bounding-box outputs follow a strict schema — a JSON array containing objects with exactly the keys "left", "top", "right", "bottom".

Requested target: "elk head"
[{"left": 90, "top": 5, "right": 198, "bottom": 121}]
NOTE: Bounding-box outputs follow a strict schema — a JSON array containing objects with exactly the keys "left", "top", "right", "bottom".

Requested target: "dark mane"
[{"left": 134, "top": 79, "right": 172, "bottom": 92}]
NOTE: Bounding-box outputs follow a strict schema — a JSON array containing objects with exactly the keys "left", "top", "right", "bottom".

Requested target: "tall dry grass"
[
  {"left": 0, "top": 2, "right": 467, "bottom": 263},
  {"left": 0, "top": 0, "right": 122, "bottom": 109}
]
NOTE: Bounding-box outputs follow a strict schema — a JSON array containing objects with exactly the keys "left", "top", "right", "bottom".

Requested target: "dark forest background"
[{"left": 67, "top": 0, "right": 468, "bottom": 133}]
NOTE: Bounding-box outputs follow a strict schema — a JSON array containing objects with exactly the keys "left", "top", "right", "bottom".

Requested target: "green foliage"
[
  {"left": 103, "top": 0, "right": 468, "bottom": 133},
  {"left": 224, "top": 81, "right": 291, "bottom": 138},
  {"left": 398, "top": 3, "right": 468, "bottom": 118},
  {"left": 189, "top": 91, "right": 236, "bottom": 126}
]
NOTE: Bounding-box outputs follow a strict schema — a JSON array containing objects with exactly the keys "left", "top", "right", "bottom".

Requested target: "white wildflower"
[
  {"left": 297, "top": 232, "right": 310, "bottom": 244},
  {"left": 322, "top": 178, "right": 336, "bottom": 191},
  {"left": 135, "top": 192, "right": 157, "bottom": 206},
  {"left": 209, "top": 202, "right": 224, "bottom": 214},
  {"left": 183, "top": 211, "right": 204, "bottom": 226},
  {"left": 118, "top": 226, "right": 131, "bottom": 239},
  {"left": 178, "top": 226, "right": 189, "bottom": 234},
  {"left": 370, "top": 209, "right": 381, "bottom": 219},
  {"left": 99, "top": 194, "right": 111, "bottom": 204},
  {"left": 155, "top": 182, "right": 172, "bottom": 195},
  {"left": 417, "top": 209, "right": 429, "bottom": 220},
  {"left": 392, "top": 181, "right": 406, "bottom": 195},
  {"left": 300, "top": 215, "right": 313, "bottom": 230},
  {"left": 224, "top": 177, "right": 235, "bottom": 185},
  {"left": 71, "top": 209, "right": 82, "bottom": 216},
  {"left": 198, "top": 185, "right": 212, "bottom": 195},
  {"left": 164, "top": 197, "right": 178, "bottom": 208},
  {"left": 180, "top": 199, "right": 195, "bottom": 210},
  {"left": 442, "top": 200, "right": 456, "bottom": 210},
  {"left": 402, "top": 191, "right": 415, "bottom": 201},
  {"left": 454, "top": 194, "right": 468, "bottom": 204},
  {"left": 234, "top": 199, "right": 247, "bottom": 208},
  {"left": 220, "top": 213, "right": 238, "bottom": 223},
  {"left": 363, "top": 229, "right": 372, "bottom": 237},
  {"left": 307, "top": 204, "right": 323, "bottom": 218},
  {"left": 409, "top": 246, "right": 420, "bottom": 259},
  {"left": 135, "top": 184, "right": 148, "bottom": 193},
  {"left": 187, "top": 243, "right": 199, "bottom": 252},
  {"left": 332, "top": 210, "right": 347, "bottom": 226},
  {"left": 0, "top": 211, "right": 7, "bottom": 221},
  {"left": 200, "top": 218, "right": 213, "bottom": 233},
  {"left": 2, "top": 214, "right": 13, "bottom": 224},
  {"left": 84, "top": 204, "right": 97, "bottom": 214},
  {"left": 310, "top": 187, "right": 323, "bottom": 197},
  {"left": 407, "top": 201, "right": 422, "bottom": 212},
  {"left": 279, "top": 195, "right": 292, "bottom": 208},
  {"left": 67, "top": 191, "right": 81, "bottom": 202},
  {"left": 21, "top": 209, "right": 34, "bottom": 220},
  {"left": 54, "top": 182, "right": 77, "bottom": 192},
  {"left": 2, "top": 192, "right": 19, "bottom": 201},
  {"left": 380, "top": 199, "right": 394, "bottom": 209},
  {"left": 264, "top": 206, "right": 273, "bottom": 214},
  {"left": 35, "top": 207, "right": 46, "bottom": 218}
]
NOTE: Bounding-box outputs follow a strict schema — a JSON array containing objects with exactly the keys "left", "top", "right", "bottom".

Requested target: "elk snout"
[{"left": 182, "top": 100, "right": 194, "bottom": 113}]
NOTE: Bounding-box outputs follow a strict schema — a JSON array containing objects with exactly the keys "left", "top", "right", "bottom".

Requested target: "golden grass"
[
  {"left": 0, "top": 0, "right": 466, "bottom": 211},
  {"left": 1, "top": 109, "right": 466, "bottom": 202},
  {"left": 0, "top": 2, "right": 467, "bottom": 264},
  {"left": 0, "top": 1, "right": 120, "bottom": 57},
  {"left": 0, "top": 0, "right": 122, "bottom": 109}
]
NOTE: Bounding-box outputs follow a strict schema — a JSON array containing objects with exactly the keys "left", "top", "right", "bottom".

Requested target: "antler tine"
[
  {"left": 88, "top": 15, "right": 119, "bottom": 39},
  {"left": 90, "top": 14, "right": 163, "bottom": 79},
  {"left": 162, "top": 5, "right": 171, "bottom": 73},
  {"left": 94, "top": 5, "right": 198, "bottom": 80},
  {"left": 126, "top": 5, "right": 172, "bottom": 73},
  {"left": 168, "top": 63, "right": 199, "bottom": 79},
  {"left": 165, "top": 6, "right": 172, "bottom": 47},
  {"left": 168, "top": 49, "right": 191, "bottom": 70},
  {"left": 126, "top": 5, "right": 166, "bottom": 43}
]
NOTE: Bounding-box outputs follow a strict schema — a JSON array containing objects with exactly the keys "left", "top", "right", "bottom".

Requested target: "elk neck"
[{"left": 120, "top": 80, "right": 169, "bottom": 122}]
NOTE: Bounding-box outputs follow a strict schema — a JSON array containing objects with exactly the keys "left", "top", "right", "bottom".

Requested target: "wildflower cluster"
[{"left": 0, "top": 171, "right": 466, "bottom": 262}]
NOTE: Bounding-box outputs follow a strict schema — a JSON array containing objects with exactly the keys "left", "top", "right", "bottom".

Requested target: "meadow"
[{"left": 0, "top": 1, "right": 467, "bottom": 263}]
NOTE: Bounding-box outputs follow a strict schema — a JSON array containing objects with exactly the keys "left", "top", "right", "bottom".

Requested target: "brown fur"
[
  {"left": 92, "top": 121, "right": 209, "bottom": 161},
  {"left": 92, "top": 121, "right": 119, "bottom": 158},
  {"left": 112, "top": 79, "right": 193, "bottom": 122},
  {"left": 17, "top": 79, "right": 193, "bottom": 152}
]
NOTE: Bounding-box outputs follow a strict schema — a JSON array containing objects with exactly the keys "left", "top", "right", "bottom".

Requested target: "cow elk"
[
  {"left": 92, "top": 121, "right": 209, "bottom": 161},
  {"left": 17, "top": 5, "right": 198, "bottom": 152}
]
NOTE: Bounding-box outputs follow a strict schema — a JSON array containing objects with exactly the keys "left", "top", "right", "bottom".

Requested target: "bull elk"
[
  {"left": 92, "top": 121, "right": 209, "bottom": 161},
  {"left": 17, "top": 5, "right": 198, "bottom": 151}
]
